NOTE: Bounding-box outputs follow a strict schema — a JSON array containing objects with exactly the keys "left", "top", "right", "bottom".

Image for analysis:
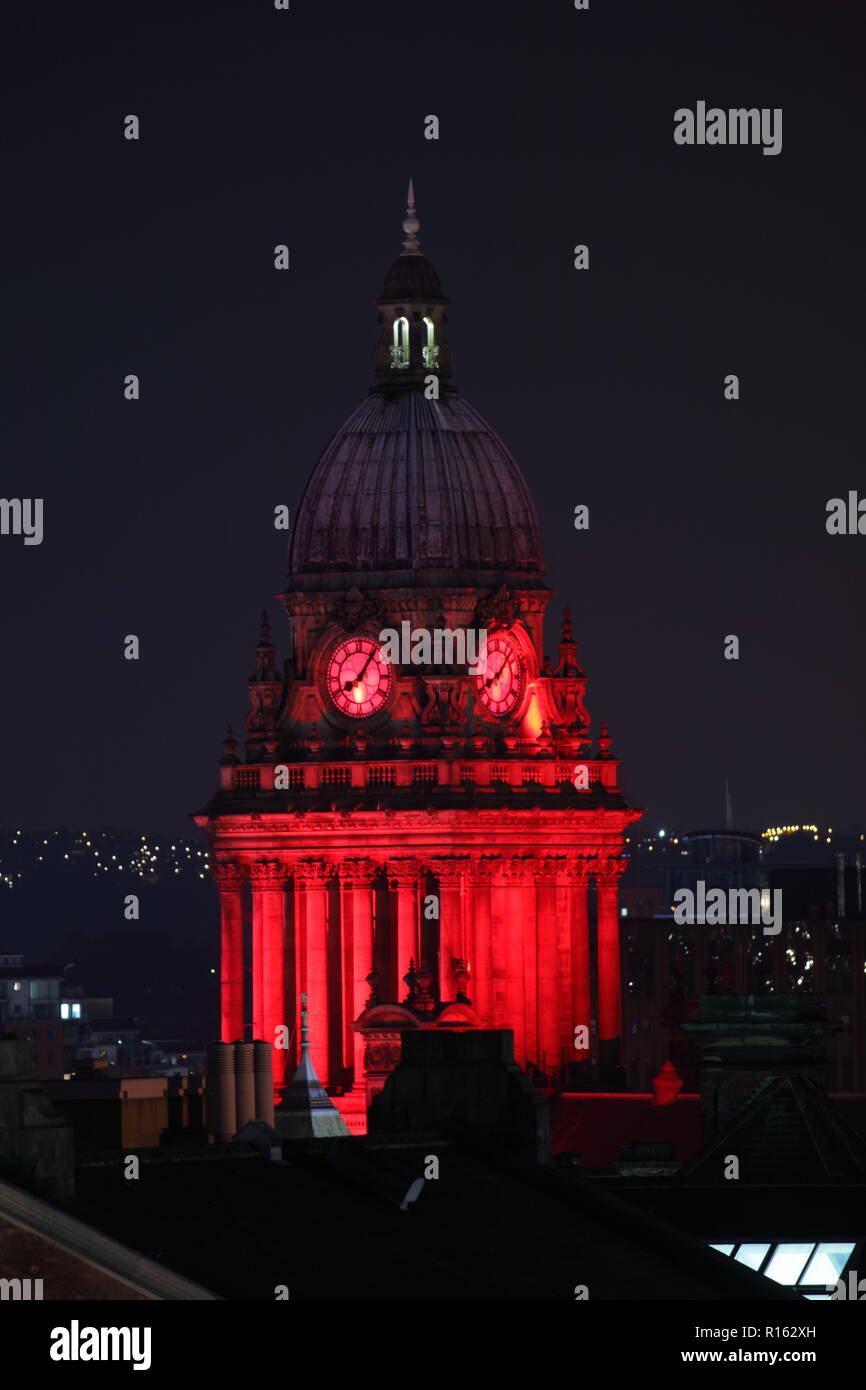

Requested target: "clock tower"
[{"left": 196, "top": 184, "right": 643, "bottom": 1119}]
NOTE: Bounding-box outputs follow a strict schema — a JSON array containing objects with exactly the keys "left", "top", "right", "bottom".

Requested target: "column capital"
[
  {"left": 464, "top": 855, "right": 501, "bottom": 885},
  {"left": 594, "top": 855, "right": 628, "bottom": 883},
  {"left": 338, "top": 858, "right": 379, "bottom": 888},
  {"left": 498, "top": 856, "right": 537, "bottom": 883},
  {"left": 293, "top": 859, "right": 334, "bottom": 889},
  {"left": 429, "top": 856, "right": 469, "bottom": 888},
  {"left": 534, "top": 856, "right": 570, "bottom": 884},
  {"left": 247, "top": 861, "right": 286, "bottom": 890},
  {"left": 564, "top": 856, "right": 594, "bottom": 884},
  {"left": 386, "top": 858, "right": 424, "bottom": 890},
  {"left": 211, "top": 860, "right": 245, "bottom": 888}
]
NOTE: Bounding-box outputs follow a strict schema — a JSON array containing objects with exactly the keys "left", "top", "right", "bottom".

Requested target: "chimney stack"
[
  {"left": 253, "top": 1040, "right": 275, "bottom": 1127},
  {"left": 234, "top": 1043, "right": 255, "bottom": 1130},
  {"left": 206, "top": 1042, "right": 237, "bottom": 1141}
]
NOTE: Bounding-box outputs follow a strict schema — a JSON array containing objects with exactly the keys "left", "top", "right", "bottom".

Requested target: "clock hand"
[
  {"left": 343, "top": 646, "right": 377, "bottom": 692},
  {"left": 485, "top": 657, "right": 507, "bottom": 689}
]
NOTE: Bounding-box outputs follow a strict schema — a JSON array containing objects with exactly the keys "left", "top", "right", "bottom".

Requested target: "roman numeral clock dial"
[
  {"left": 475, "top": 633, "right": 522, "bottom": 717},
  {"left": 326, "top": 637, "right": 392, "bottom": 717}
]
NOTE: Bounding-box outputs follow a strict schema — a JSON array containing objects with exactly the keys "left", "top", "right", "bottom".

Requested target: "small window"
[
  {"left": 422, "top": 316, "right": 438, "bottom": 368},
  {"left": 390, "top": 316, "right": 410, "bottom": 369}
]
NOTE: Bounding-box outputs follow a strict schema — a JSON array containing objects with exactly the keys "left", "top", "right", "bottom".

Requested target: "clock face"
[
  {"left": 475, "top": 633, "right": 523, "bottom": 717},
  {"left": 326, "top": 637, "right": 392, "bottom": 718}
]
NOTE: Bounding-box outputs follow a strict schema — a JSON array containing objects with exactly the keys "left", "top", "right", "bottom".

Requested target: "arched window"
[
  {"left": 422, "top": 316, "right": 439, "bottom": 368},
  {"left": 390, "top": 316, "right": 410, "bottom": 369}
]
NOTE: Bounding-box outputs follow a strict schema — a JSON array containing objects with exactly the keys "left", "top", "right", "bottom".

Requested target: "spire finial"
[{"left": 401, "top": 177, "right": 421, "bottom": 255}]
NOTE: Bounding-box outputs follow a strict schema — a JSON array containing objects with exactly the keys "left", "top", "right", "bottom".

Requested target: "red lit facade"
[{"left": 195, "top": 186, "right": 643, "bottom": 1105}]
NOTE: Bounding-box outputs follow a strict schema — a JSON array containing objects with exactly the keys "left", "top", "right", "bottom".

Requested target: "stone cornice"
[{"left": 200, "top": 807, "right": 640, "bottom": 832}]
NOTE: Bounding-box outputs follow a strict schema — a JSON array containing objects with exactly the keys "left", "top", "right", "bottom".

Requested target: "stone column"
[
  {"left": 489, "top": 863, "right": 509, "bottom": 1027},
  {"left": 340, "top": 859, "right": 378, "bottom": 1091},
  {"left": 251, "top": 886, "right": 264, "bottom": 1041},
  {"left": 465, "top": 858, "right": 496, "bottom": 1025},
  {"left": 522, "top": 861, "right": 539, "bottom": 1068},
  {"left": 568, "top": 861, "right": 592, "bottom": 1084},
  {"left": 430, "top": 858, "right": 465, "bottom": 1003},
  {"left": 338, "top": 869, "right": 354, "bottom": 1073},
  {"left": 535, "top": 859, "right": 563, "bottom": 1077},
  {"left": 294, "top": 861, "right": 333, "bottom": 1086},
  {"left": 596, "top": 855, "right": 627, "bottom": 1083},
  {"left": 212, "top": 861, "right": 245, "bottom": 1044},
  {"left": 249, "top": 861, "right": 287, "bottom": 1100},
  {"left": 500, "top": 858, "right": 530, "bottom": 1066},
  {"left": 387, "top": 860, "right": 423, "bottom": 1000}
]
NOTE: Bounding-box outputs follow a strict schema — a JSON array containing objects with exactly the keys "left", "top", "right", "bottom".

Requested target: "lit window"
[
  {"left": 390, "top": 316, "right": 410, "bottom": 369},
  {"left": 72, "top": 1003, "right": 81, "bottom": 1019},
  {"left": 60, "top": 1003, "right": 69, "bottom": 1019},
  {"left": 422, "top": 316, "right": 438, "bottom": 367},
  {"left": 709, "top": 1244, "right": 735, "bottom": 1256}
]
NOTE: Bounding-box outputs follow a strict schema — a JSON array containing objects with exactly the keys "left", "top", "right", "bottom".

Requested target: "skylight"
[{"left": 709, "top": 1242, "right": 857, "bottom": 1299}]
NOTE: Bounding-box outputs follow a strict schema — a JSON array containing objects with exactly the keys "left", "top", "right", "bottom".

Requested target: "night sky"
[{"left": 2, "top": 0, "right": 863, "bottom": 837}]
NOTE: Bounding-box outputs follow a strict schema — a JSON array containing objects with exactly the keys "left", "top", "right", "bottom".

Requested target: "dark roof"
[
  {"left": 288, "top": 391, "right": 544, "bottom": 583},
  {"left": 0, "top": 1211, "right": 149, "bottom": 1301},
  {"left": 63, "top": 1137, "right": 800, "bottom": 1301},
  {"left": 681, "top": 1075, "right": 866, "bottom": 1185},
  {"left": 379, "top": 253, "right": 447, "bottom": 302},
  {"left": 0, "top": 965, "right": 65, "bottom": 980}
]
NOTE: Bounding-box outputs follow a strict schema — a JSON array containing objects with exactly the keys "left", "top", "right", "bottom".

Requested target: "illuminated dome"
[
  {"left": 288, "top": 391, "right": 543, "bottom": 586},
  {"left": 288, "top": 182, "right": 544, "bottom": 590}
]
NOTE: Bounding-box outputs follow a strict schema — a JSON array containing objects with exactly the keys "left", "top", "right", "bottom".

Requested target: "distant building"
[
  {"left": 620, "top": 830, "right": 866, "bottom": 1091},
  {"left": 0, "top": 962, "right": 114, "bottom": 1079}
]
